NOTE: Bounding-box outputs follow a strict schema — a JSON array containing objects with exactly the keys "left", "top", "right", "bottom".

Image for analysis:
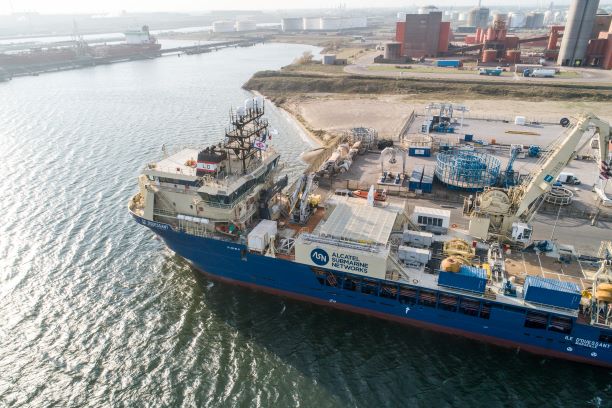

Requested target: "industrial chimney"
[{"left": 557, "top": 0, "right": 600, "bottom": 66}]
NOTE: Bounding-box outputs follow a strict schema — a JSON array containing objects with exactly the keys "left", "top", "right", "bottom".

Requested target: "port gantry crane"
[{"left": 464, "top": 113, "right": 611, "bottom": 246}]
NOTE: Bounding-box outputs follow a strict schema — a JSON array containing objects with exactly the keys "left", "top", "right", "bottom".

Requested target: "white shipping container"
[
  {"left": 398, "top": 246, "right": 431, "bottom": 265},
  {"left": 411, "top": 206, "right": 450, "bottom": 232},
  {"left": 402, "top": 230, "right": 434, "bottom": 247},
  {"left": 247, "top": 220, "right": 278, "bottom": 253}
]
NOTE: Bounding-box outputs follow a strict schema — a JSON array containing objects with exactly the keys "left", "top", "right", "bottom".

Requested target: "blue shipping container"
[
  {"left": 409, "top": 165, "right": 424, "bottom": 191},
  {"left": 438, "top": 266, "right": 487, "bottom": 294},
  {"left": 523, "top": 276, "right": 581, "bottom": 310},
  {"left": 436, "top": 60, "right": 461, "bottom": 68},
  {"left": 464, "top": 134, "right": 473, "bottom": 142},
  {"left": 420, "top": 176, "right": 433, "bottom": 193},
  {"left": 408, "top": 147, "right": 432, "bottom": 157}
]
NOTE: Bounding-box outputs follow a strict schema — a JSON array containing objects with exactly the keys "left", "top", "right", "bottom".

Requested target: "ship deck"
[
  {"left": 149, "top": 148, "right": 199, "bottom": 177},
  {"left": 504, "top": 251, "right": 598, "bottom": 291},
  {"left": 308, "top": 149, "right": 604, "bottom": 295}
]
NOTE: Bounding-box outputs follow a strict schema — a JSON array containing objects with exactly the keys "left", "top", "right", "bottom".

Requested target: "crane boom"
[{"left": 513, "top": 114, "right": 610, "bottom": 220}]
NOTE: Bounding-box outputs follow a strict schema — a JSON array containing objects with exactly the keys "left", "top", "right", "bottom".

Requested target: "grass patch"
[
  {"left": 282, "top": 63, "right": 345, "bottom": 74},
  {"left": 244, "top": 70, "right": 612, "bottom": 102}
]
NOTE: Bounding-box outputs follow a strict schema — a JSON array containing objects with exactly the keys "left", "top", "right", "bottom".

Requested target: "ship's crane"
[
  {"left": 465, "top": 113, "right": 611, "bottom": 245},
  {"left": 296, "top": 173, "right": 317, "bottom": 224},
  {"left": 287, "top": 173, "right": 317, "bottom": 224},
  {"left": 501, "top": 145, "right": 521, "bottom": 188}
]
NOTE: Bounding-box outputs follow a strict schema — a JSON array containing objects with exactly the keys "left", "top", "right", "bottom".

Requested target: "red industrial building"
[
  {"left": 395, "top": 12, "right": 451, "bottom": 58},
  {"left": 546, "top": 15, "right": 612, "bottom": 69},
  {"left": 585, "top": 14, "right": 612, "bottom": 69},
  {"left": 393, "top": 9, "right": 611, "bottom": 68}
]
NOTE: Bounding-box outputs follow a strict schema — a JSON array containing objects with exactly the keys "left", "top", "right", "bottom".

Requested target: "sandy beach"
[{"left": 285, "top": 93, "right": 612, "bottom": 139}]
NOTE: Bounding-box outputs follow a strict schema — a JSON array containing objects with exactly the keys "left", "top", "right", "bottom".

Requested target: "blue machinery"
[
  {"left": 501, "top": 145, "right": 521, "bottom": 188},
  {"left": 435, "top": 149, "right": 501, "bottom": 191}
]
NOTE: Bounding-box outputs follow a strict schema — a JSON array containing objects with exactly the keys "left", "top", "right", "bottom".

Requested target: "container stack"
[
  {"left": 420, "top": 166, "right": 435, "bottom": 193},
  {"left": 409, "top": 165, "right": 424, "bottom": 192}
]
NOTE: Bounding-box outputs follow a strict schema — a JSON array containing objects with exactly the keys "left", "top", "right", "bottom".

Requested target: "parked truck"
[
  {"left": 523, "top": 68, "right": 556, "bottom": 78},
  {"left": 436, "top": 60, "right": 462, "bottom": 68},
  {"left": 556, "top": 172, "right": 581, "bottom": 185},
  {"left": 479, "top": 68, "right": 502, "bottom": 76}
]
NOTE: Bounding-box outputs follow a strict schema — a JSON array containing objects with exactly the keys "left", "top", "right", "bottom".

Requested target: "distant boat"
[{"left": 0, "top": 24, "right": 161, "bottom": 71}]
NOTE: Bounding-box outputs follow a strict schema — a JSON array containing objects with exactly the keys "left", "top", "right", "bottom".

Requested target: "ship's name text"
[
  {"left": 565, "top": 336, "right": 610, "bottom": 349},
  {"left": 331, "top": 252, "right": 368, "bottom": 274}
]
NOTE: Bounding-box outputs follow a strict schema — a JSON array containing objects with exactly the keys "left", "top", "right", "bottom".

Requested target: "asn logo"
[{"left": 310, "top": 248, "right": 329, "bottom": 266}]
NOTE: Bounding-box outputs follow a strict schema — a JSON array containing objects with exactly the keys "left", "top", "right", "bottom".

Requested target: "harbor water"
[{"left": 0, "top": 42, "right": 610, "bottom": 407}]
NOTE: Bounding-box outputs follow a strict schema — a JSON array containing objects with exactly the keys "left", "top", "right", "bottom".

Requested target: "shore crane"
[{"left": 464, "top": 113, "right": 611, "bottom": 246}]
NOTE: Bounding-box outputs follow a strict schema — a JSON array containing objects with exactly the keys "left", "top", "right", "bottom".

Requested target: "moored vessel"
[{"left": 130, "top": 100, "right": 612, "bottom": 367}]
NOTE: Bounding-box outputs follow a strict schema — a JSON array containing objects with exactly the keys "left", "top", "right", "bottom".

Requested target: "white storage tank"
[
  {"left": 398, "top": 246, "right": 432, "bottom": 266},
  {"left": 247, "top": 220, "right": 278, "bottom": 253},
  {"left": 303, "top": 17, "right": 322, "bottom": 30},
  {"left": 235, "top": 20, "right": 257, "bottom": 32},
  {"left": 321, "top": 17, "right": 341, "bottom": 30},
  {"left": 212, "top": 20, "right": 235, "bottom": 33},
  {"left": 281, "top": 17, "right": 303, "bottom": 31},
  {"left": 508, "top": 11, "right": 526, "bottom": 28}
]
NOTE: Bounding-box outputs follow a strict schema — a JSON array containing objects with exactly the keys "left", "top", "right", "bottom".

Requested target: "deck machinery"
[{"left": 464, "top": 113, "right": 611, "bottom": 246}]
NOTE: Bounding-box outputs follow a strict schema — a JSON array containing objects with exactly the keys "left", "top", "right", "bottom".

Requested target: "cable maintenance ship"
[{"left": 129, "top": 99, "right": 612, "bottom": 367}]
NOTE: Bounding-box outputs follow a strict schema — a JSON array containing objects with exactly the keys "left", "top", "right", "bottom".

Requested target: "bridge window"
[
  {"left": 524, "top": 311, "right": 548, "bottom": 330},
  {"left": 324, "top": 272, "right": 339, "bottom": 287},
  {"left": 480, "top": 302, "right": 491, "bottom": 319},
  {"left": 380, "top": 284, "right": 398, "bottom": 300},
  {"left": 548, "top": 316, "right": 572, "bottom": 334},
  {"left": 418, "top": 290, "right": 437, "bottom": 308},
  {"left": 361, "top": 279, "right": 378, "bottom": 296},
  {"left": 438, "top": 294, "right": 457, "bottom": 312},
  {"left": 313, "top": 269, "right": 326, "bottom": 285},
  {"left": 399, "top": 287, "right": 417, "bottom": 305},
  {"left": 459, "top": 299, "right": 480, "bottom": 317},
  {"left": 343, "top": 277, "right": 359, "bottom": 292}
]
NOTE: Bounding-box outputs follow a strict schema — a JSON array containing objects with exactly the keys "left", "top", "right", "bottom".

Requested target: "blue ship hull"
[{"left": 133, "top": 214, "right": 612, "bottom": 368}]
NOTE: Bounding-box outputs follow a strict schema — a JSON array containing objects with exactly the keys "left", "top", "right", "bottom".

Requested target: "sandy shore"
[{"left": 287, "top": 93, "right": 612, "bottom": 139}]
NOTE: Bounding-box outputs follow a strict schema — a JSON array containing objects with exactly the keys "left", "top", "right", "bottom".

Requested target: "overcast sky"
[{"left": 2, "top": 0, "right": 577, "bottom": 15}]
